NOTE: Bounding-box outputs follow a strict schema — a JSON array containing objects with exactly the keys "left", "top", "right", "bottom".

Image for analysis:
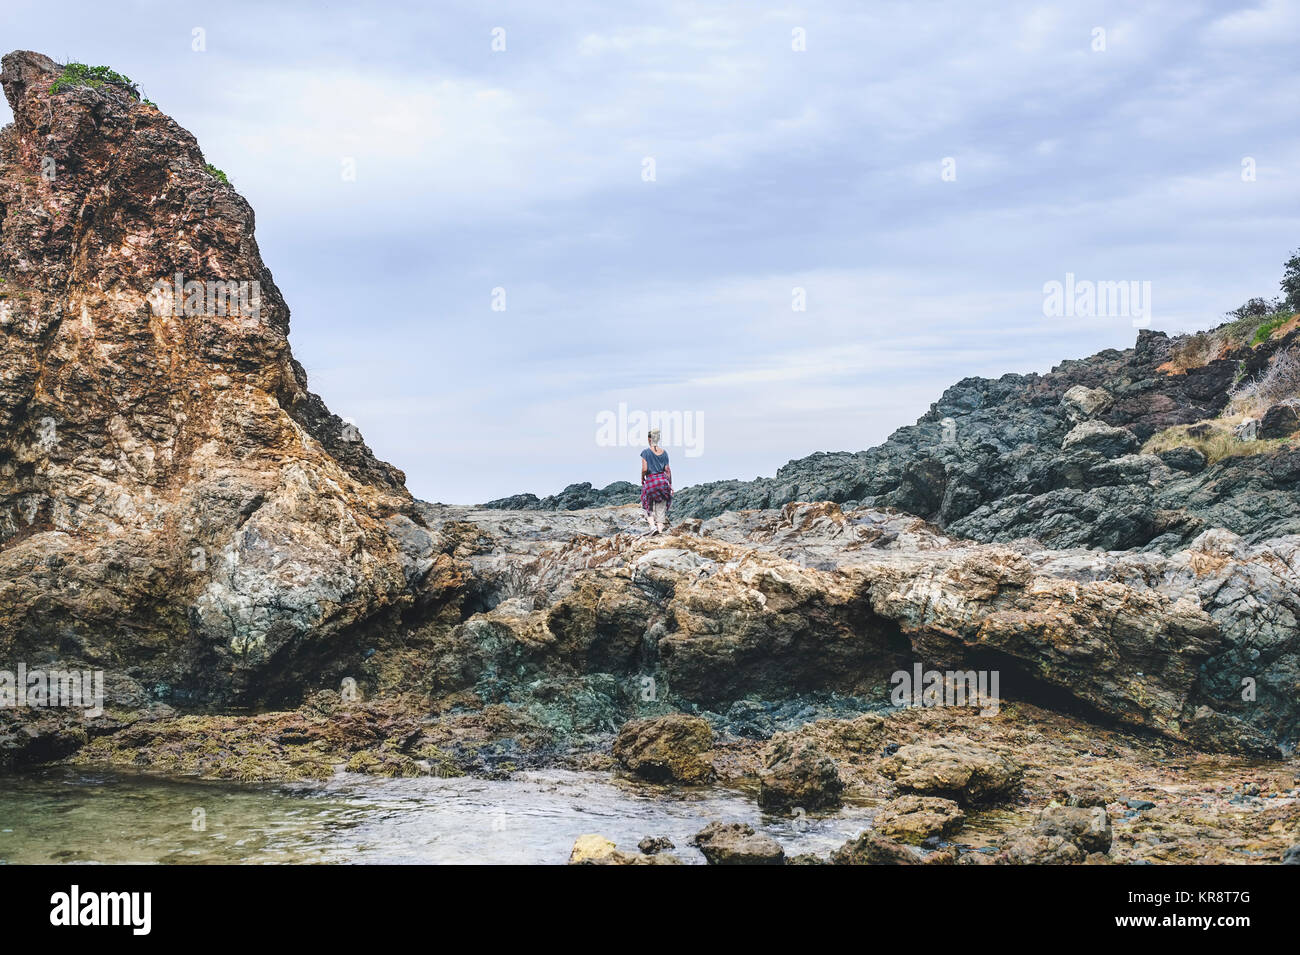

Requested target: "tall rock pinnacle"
[{"left": 0, "top": 51, "right": 440, "bottom": 702}]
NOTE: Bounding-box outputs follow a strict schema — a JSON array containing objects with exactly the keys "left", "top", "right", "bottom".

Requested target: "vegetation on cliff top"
[
  {"left": 1163, "top": 250, "right": 1300, "bottom": 374},
  {"left": 48, "top": 61, "right": 139, "bottom": 99}
]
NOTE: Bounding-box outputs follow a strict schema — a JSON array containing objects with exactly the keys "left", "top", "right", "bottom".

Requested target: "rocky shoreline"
[{"left": 1, "top": 48, "right": 1298, "bottom": 864}]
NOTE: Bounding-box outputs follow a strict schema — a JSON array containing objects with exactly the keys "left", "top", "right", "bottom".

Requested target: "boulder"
[
  {"left": 1156, "top": 446, "right": 1207, "bottom": 473},
  {"left": 690, "top": 822, "right": 785, "bottom": 865},
  {"left": 830, "top": 831, "right": 922, "bottom": 865},
  {"left": 1259, "top": 403, "right": 1300, "bottom": 440},
  {"left": 873, "top": 795, "right": 966, "bottom": 844},
  {"left": 1033, "top": 805, "right": 1112, "bottom": 854},
  {"left": 612, "top": 714, "right": 714, "bottom": 784},
  {"left": 1062, "top": 385, "right": 1114, "bottom": 419},
  {"left": 568, "top": 834, "right": 683, "bottom": 865},
  {"left": 757, "top": 735, "right": 844, "bottom": 812},
  {"left": 879, "top": 736, "right": 1023, "bottom": 804},
  {"left": 997, "top": 833, "right": 1084, "bottom": 865},
  {"left": 1062, "top": 421, "right": 1139, "bottom": 458}
]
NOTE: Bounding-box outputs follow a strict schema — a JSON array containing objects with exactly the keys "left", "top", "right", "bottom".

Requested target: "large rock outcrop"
[
  {"left": 0, "top": 51, "right": 459, "bottom": 704},
  {"left": 411, "top": 500, "right": 1300, "bottom": 756},
  {"left": 490, "top": 327, "right": 1300, "bottom": 553}
]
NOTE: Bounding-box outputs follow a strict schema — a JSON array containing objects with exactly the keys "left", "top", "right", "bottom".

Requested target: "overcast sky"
[{"left": 4, "top": 1, "right": 1298, "bottom": 503}]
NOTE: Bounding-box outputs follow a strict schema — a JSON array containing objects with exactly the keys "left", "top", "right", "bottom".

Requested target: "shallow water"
[{"left": 0, "top": 766, "right": 879, "bottom": 864}]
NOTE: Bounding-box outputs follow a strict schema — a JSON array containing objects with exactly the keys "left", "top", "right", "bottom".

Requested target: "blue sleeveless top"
[{"left": 641, "top": 448, "right": 669, "bottom": 474}]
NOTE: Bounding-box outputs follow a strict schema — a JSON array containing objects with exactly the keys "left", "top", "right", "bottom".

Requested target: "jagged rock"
[
  {"left": 402, "top": 502, "right": 1300, "bottom": 755},
  {"left": 873, "top": 795, "right": 965, "bottom": 844},
  {"left": 1259, "top": 403, "right": 1300, "bottom": 440},
  {"left": 0, "top": 51, "right": 457, "bottom": 706},
  {"left": 690, "top": 821, "right": 785, "bottom": 865},
  {"left": 637, "top": 835, "right": 675, "bottom": 855},
  {"left": 1234, "top": 418, "right": 1260, "bottom": 441},
  {"left": 1062, "top": 421, "right": 1140, "bottom": 458},
  {"left": 1033, "top": 805, "right": 1112, "bottom": 854},
  {"left": 830, "top": 831, "right": 922, "bottom": 865},
  {"left": 612, "top": 714, "right": 714, "bottom": 784},
  {"left": 879, "top": 736, "right": 1023, "bottom": 804},
  {"left": 1062, "top": 385, "right": 1114, "bottom": 419},
  {"left": 757, "top": 735, "right": 844, "bottom": 812},
  {"left": 484, "top": 481, "right": 638, "bottom": 511},
  {"left": 1157, "top": 446, "right": 1207, "bottom": 473}
]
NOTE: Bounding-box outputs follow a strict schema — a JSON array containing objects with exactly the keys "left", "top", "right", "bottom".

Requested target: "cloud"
[{"left": 2, "top": 0, "right": 1297, "bottom": 503}]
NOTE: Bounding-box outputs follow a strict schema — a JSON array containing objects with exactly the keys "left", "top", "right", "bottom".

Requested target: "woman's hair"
[{"left": 647, "top": 429, "right": 661, "bottom": 445}]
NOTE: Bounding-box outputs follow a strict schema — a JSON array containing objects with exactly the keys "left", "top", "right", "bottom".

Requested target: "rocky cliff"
[
  {"left": 672, "top": 325, "right": 1300, "bottom": 551},
  {"left": 491, "top": 325, "right": 1300, "bottom": 554},
  {"left": 0, "top": 51, "right": 457, "bottom": 704},
  {"left": 1, "top": 49, "right": 1296, "bottom": 777}
]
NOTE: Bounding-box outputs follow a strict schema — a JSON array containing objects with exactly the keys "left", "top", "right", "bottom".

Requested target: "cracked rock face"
[
  {"left": 0, "top": 51, "right": 444, "bottom": 703},
  {"left": 412, "top": 500, "right": 1299, "bottom": 755}
]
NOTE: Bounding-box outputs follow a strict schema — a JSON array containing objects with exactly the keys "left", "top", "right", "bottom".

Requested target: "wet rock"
[
  {"left": 568, "top": 834, "right": 683, "bottom": 865},
  {"left": 873, "top": 795, "right": 966, "bottom": 844},
  {"left": 757, "top": 735, "right": 844, "bottom": 812},
  {"left": 638, "top": 835, "right": 675, "bottom": 855},
  {"left": 612, "top": 714, "right": 714, "bottom": 784},
  {"left": 1033, "top": 806, "right": 1112, "bottom": 854},
  {"left": 690, "top": 821, "right": 785, "bottom": 865},
  {"left": 830, "top": 831, "right": 922, "bottom": 865},
  {"left": 1125, "top": 798, "right": 1156, "bottom": 811},
  {"left": 879, "top": 736, "right": 1023, "bottom": 804},
  {"left": 0, "top": 708, "right": 90, "bottom": 769}
]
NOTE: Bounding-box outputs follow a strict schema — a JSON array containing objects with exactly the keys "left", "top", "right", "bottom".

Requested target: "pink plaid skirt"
[{"left": 640, "top": 471, "right": 672, "bottom": 512}]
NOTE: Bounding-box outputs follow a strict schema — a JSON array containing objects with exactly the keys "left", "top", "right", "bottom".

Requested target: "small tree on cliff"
[{"left": 1281, "top": 248, "right": 1300, "bottom": 313}]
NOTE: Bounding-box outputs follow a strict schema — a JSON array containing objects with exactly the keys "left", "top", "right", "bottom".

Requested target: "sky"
[{"left": 3, "top": 0, "right": 1298, "bottom": 503}]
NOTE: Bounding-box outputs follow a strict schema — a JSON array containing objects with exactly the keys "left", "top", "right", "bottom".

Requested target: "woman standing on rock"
[{"left": 640, "top": 429, "right": 672, "bottom": 534}]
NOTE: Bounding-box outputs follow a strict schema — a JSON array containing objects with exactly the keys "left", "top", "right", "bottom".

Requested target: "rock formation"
[
  {"left": 0, "top": 51, "right": 455, "bottom": 705},
  {"left": 491, "top": 326, "right": 1300, "bottom": 555},
  {"left": 1, "top": 47, "right": 1297, "bottom": 818}
]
